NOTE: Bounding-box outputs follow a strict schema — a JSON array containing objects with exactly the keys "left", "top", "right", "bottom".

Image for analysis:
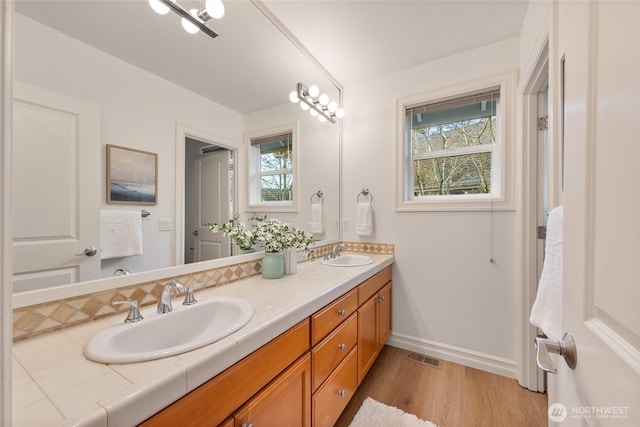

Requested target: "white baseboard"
[{"left": 387, "top": 332, "right": 517, "bottom": 379}]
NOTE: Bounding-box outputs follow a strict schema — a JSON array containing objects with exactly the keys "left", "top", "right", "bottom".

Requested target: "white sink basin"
[
  {"left": 84, "top": 296, "right": 254, "bottom": 364},
  {"left": 320, "top": 254, "right": 374, "bottom": 267}
]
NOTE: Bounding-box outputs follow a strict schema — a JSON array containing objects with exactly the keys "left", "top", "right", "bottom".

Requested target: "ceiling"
[
  {"left": 264, "top": 0, "right": 530, "bottom": 84},
  {"left": 15, "top": 0, "right": 529, "bottom": 112}
]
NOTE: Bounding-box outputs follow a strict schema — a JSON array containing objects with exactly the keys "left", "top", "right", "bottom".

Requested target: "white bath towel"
[
  {"left": 100, "top": 210, "right": 143, "bottom": 259},
  {"left": 309, "top": 200, "right": 325, "bottom": 234},
  {"left": 530, "top": 205, "right": 563, "bottom": 340},
  {"left": 355, "top": 201, "right": 374, "bottom": 236}
]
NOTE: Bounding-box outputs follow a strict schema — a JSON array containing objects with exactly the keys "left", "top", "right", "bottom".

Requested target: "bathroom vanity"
[
  {"left": 12, "top": 253, "right": 393, "bottom": 427},
  {"left": 141, "top": 265, "right": 392, "bottom": 427}
]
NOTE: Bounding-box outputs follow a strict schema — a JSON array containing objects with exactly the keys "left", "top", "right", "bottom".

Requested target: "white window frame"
[
  {"left": 396, "top": 71, "right": 516, "bottom": 212},
  {"left": 245, "top": 122, "right": 299, "bottom": 213}
]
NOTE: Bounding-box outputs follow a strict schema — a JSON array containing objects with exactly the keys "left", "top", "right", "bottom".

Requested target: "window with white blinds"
[{"left": 396, "top": 72, "right": 516, "bottom": 211}]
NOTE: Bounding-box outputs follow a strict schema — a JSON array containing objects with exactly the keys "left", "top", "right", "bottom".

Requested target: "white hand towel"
[
  {"left": 355, "top": 201, "right": 374, "bottom": 236},
  {"left": 100, "top": 210, "right": 143, "bottom": 259},
  {"left": 530, "top": 205, "right": 563, "bottom": 340},
  {"left": 309, "top": 201, "right": 325, "bottom": 234}
]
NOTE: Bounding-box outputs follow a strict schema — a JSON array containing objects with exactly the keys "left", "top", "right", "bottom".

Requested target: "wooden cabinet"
[
  {"left": 232, "top": 353, "right": 311, "bottom": 427},
  {"left": 357, "top": 268, "right": 392, "bottom": 385},
  {"left": 312, "top": 347, "right": 358, "bottom": 427},
  {"left": 141, "top": 263, "right": 392, "bottom": 427},
  {"left": 140, "top": 320, "right": 310, "bottom": 427}
]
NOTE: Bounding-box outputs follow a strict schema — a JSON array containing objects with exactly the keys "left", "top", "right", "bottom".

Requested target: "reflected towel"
[
  {"left": 309, "top": 200, "right": 325, "bottom": 234},
  {"left": 530, "top": 205, "right": 563, "bottom": 340},
  {"left": 355, "top": 201, "right": 374, "bottom": 236},
  {"left": 100, "top": 210, "right": 143, "bottom": 259}
]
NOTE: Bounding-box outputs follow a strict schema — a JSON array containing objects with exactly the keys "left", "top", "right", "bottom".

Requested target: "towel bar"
[
  {"left": 310, "top": 190, "right": 323, "bottom": 204},
  {"left": 357, "top": 188, "right": 373, "bottom": 204}
]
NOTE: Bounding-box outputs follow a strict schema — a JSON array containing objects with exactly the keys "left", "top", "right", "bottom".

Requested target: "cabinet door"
[
  {"left": 234, "top": 353, "right": 311, "bottom": 427},
  {"left": 357, "top": 295, "right": 377, "bottom": 385},
  {"left": 376, "top": 282, "right": 392, "bottom": 348}
]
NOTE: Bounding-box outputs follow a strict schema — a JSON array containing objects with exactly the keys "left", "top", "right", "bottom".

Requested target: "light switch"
[{"left": 159, "top": 218, "right": 173, "bottom": 231}]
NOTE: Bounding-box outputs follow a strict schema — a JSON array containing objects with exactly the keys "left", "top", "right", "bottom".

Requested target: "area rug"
[{"left": 348, "top": 397, "right": 439, "bottom": 427}]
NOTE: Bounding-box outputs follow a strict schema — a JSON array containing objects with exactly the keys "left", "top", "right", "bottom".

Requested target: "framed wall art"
[{"left": 107, "top": 144, "right": 157, "bottom": 205}]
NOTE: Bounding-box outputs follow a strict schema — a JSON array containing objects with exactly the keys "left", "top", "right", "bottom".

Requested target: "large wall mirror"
[{"left": 12, "top": 0, "right": 341, "bottom": 307}]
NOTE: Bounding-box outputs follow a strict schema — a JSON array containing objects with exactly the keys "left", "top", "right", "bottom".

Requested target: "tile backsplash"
[{"left": 12, "top": 242, "right": 393, "bottom": 341}]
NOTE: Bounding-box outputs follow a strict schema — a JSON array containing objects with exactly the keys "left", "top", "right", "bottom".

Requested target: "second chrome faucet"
[{"left": 157, "top": 280, "right": 186, "bottom": 314}]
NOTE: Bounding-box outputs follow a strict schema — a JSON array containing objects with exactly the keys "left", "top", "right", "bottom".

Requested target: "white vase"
[{"left": 283, "top": 248, "right": 298, "bottom": 275}]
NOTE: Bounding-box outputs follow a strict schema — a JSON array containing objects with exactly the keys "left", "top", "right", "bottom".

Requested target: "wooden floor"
[{"left": 334, "top": 346, "right": 548, "bottom": 427}]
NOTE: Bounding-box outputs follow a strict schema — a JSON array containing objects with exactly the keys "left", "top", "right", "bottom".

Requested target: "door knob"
[
  {"left": 535, "top": 332, "right": 577, "bottom": 374},
  {"left": 192, "top": 230, "right": 198, "bottom": 236},
  {"left": 75, "top": 246, "right": 97, "bottom": 257}
]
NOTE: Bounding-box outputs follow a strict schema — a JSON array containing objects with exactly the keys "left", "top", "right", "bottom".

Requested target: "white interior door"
[
  {"left": 555, "top": 1, "right": 640, "bottom": 425},
  {"left": 192, "top": 150, "right": 231, "bottom": 262},
  {"left": 12, "top": 83, "right": 100, "bottom": 292}
]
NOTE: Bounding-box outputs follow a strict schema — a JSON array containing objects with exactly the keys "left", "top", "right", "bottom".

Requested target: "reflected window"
[{"left": 247, "top": 124, "right": 298, "bottom": 211}]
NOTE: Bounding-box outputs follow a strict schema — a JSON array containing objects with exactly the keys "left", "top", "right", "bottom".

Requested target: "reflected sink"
[
  {"left": 84, "top": 296, "right": 254, "bottom": 364},
  {"left": 320, "top": 254, "right": 374, "bottom": 267}
]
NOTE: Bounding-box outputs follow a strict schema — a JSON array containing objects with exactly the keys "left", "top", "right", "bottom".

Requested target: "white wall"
[
  {"left": 14, "top": 15, "right": 244, "bottom": 277},
  {"left": 342, "top": 37, "right": 521, "bottom": 376}
]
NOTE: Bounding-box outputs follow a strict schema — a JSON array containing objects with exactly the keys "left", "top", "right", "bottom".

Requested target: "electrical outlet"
[{"left": 159, "top": 218, "right": 173, "bottom": 231}]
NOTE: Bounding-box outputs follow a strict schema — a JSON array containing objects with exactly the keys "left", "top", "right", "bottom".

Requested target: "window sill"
[{"left": 396, "top": 196, "right": 515, "bottom": 212}]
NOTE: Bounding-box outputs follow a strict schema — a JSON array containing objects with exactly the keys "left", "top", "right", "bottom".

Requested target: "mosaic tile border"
[{"left": 12, "top": 242, "right": 393, "bottom": 341}]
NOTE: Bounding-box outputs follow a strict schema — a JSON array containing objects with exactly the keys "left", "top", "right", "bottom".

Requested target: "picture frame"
[{"left": 107, "top": 144, "right": 158, "bottom": 205}]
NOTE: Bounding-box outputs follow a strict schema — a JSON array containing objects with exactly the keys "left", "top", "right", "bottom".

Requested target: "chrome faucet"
[
  {"left": 330, "top": 243, "right": 345, "bottom": 258},
  {"left": 157, "top": 280, "right": 186, "bottom": 314}
]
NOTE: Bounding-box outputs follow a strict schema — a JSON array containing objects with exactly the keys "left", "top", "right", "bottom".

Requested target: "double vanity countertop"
[{"left": 12, "top": 253, "right": 394, "bottom": 427}]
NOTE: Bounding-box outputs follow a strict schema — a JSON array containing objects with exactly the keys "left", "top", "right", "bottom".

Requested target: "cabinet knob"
[
  {"left": 338, "top": 390, "right": 347, "bottom": 398},
  {"left": 338, "top": 343, "right": 346, "bottom": 351},
  {"left": 338, "top": 309, "right": 346, "bottom": 316},
  {"left": 242, "top": 424, "right": 253, "bottom": 427},
  {"left": 377, "top": 295, "right": 385, "bottom": 303}
]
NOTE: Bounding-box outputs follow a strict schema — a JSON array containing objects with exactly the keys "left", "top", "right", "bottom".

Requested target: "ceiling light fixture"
[
  {"left": 148, "top": 0, "right": 224, "bottom": 39},
  {"left": 289, "top": 82, "right": 344, "bottom": 124}
]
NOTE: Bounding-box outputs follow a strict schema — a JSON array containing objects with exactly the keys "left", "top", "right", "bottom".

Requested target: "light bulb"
[
  {"left": 205, "top": 0, "right": 225, "bottom": 19},
  {"left": 148, "top": 0, "right": 170, "bottom": 15},
  {"left": 319, "top": 94, "right": 329, "bottom": 106},
  {"left": 308, "top": 85, "right": 320, "bottom": 98},
  {"left": 318, "top": 115, "right": 327, "bottom": 122},
  {"left": 327, "top": 101, "right": 338, "bottom": 113},
  {"left": 300, "top": 102, "right": 310, "bottom": 111},
  {"left": 289, "top": 91, "right": 299, "bottom": 103},
  {"left": 310, "top": 109, "right": 318, "bottom": 117},
  {"left": 181, "top": 9, "right": 200, "bottom": 34},
  {"left": 335, "top": 108, "right": 345, "bottom": 119}
]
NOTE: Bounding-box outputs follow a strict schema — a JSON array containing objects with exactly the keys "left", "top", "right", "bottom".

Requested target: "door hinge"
[
  {"left": 537, "top": 226, "right": 547, "bottom": 240},
  {"left": 537, "top": 116, "right": 548, "bottom": 131}
]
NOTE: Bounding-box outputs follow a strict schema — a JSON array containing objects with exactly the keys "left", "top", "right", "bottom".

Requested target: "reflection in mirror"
[{"left": 11, "top": 0, "right": 341, "bottom": 305}]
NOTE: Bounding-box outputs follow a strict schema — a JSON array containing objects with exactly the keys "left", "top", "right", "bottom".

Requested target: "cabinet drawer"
[
  {"left": 358, "top": 265, "right": 392, "bottom": 306},
  {"left": 311, "top": 289, "right": 357, "bottom": 345},
  {"left": 312, "top": 347, "right": 358, "bottom": 427},
  {"left": 311, "top": 313, "right": 357, "bottom": 391}
]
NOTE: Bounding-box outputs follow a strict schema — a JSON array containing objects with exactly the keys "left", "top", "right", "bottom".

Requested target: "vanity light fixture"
[
  {"left": 148, "top": 0, "right": 224, "bottom": 39},
  {"left": 289, "top": 82, "right": 344, "bottom": 124}
]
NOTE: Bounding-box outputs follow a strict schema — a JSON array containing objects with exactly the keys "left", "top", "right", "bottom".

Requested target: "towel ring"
[
  {"left": 311, "top": 190, "right": 324, "bottom": 204},
  {"left": 357, "top": 188, "right": 373, "bottom": 204}
]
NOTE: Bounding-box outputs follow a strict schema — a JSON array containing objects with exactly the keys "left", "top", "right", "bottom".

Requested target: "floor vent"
[{"left": 407, "top": 352, "right": 441, "bottom": 369}]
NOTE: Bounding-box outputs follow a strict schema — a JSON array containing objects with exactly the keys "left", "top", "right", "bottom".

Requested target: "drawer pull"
[
  {"left": 378, "top": 295, "right": 385, "bottom": 303},
  {"left": 338, "top": 309, "right": 346, "bottom": 316},
  {"left": 338, "top": 343, "right": 346, "bottom": 351},
  {"left": 338, "top": 390, "right": 347, "bottom": 398}
]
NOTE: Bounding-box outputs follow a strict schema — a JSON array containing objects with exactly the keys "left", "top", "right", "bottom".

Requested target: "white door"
[
  {"left": 553, "top": 1, "right": 640, "bottom": 425},
  {"left": 192, "top": 150, "right": 231, "bottom": 261},
  {"left": 12, "top": 83, "right": 100, "bottom": 292}
]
